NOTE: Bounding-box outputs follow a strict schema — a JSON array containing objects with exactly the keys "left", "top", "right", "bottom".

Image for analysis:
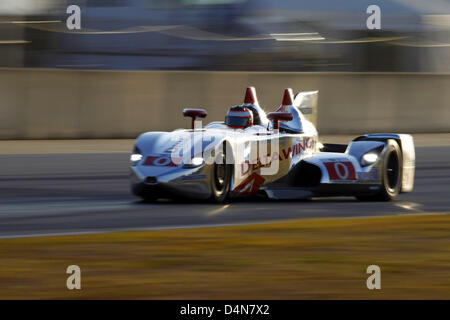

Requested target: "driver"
[{"left": 225, "top": 105, "right": 254, "bottom": 129}]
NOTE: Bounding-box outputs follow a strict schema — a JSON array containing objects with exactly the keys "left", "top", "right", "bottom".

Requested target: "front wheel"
[
  {"left": 210, "top": 145, "right": 233, "bottom": 203},
  {"left": 357, "top": 139, "right": 403, "bottom": 201}
]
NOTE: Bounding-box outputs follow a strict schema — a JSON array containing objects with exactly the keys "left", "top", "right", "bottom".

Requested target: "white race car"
[{"left": 130, "top": 87, "right": 415, "bottom": 203}]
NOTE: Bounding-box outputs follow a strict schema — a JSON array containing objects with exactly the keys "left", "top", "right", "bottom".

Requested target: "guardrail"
[{"left": 0, "top": 69, "right": 448, "bottom": 139}]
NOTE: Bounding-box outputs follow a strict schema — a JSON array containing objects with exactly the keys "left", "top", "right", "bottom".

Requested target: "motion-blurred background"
[
  {"left": 2, "top": 0, "right": 450, "bottom": 71},
  {"left": 0, "top": 0, "right": 449, "bottom": 138}
]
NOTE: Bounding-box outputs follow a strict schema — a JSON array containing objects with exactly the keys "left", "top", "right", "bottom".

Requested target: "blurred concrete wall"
[{"left": 0, "top": 68, "right": 448, "bottom": 139}]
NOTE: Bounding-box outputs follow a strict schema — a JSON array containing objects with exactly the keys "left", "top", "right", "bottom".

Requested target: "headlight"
[
  {"left": 360, "top": 144, "right": 384, "bottom": 167},
  {"left": 130, "top": 146, "right": 143, "bottom": 166},
  {"left": 361, "top": 152, "right": 378, "bottom": 166},
  {"left": 130, "top": 154, "right": 143, "bottom": 162},
  {"left": 183, "top": 157, "right": 204, "bottom": 168}
]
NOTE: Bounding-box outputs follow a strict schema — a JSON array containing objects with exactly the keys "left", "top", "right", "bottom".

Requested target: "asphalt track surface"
[{"left": 0, "top": 146, "right": 448, "bottom": 238}]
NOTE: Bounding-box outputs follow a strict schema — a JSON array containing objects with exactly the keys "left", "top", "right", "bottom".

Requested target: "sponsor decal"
[
  {"left": 291, "top": 137, "right": 313, "bottom": 157},
  {"left": 232, "top": 173, "right": 266, "bottom": 196},
  {"left": 239, "top": 137, "right": 314, "bottom": 177},
  {"left": 143, "top": 155, "right": 181, "bottom": 167},
  {"left": 324, "top": 161, "right": 356, "bottom": 180}
]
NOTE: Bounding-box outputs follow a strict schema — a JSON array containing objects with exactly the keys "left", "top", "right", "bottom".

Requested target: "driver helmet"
[{"left": 225, "top": 105, "right": 254, "bottom": 129}]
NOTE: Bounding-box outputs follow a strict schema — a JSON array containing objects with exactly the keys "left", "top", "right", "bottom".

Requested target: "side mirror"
[
  {"left": 267, "top": 112, "right": 293, "bottom": 130},
  {"left": 183, "top": 108, "right": 207, "bottom": 130}
]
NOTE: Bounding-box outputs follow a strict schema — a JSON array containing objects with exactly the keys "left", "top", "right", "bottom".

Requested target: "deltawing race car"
[{"left": 130, "top": 87, "right": 415, "bottom": 203}]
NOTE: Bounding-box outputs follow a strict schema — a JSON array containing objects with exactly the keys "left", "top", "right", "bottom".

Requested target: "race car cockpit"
[{"left": 205, "top": 87, "right": 269, "bottom": 132}]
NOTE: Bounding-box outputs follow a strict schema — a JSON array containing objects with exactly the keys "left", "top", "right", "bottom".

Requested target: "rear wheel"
[
  {"left": 211, "top": 144, "right": 233, "bottom": 203},
  {"left": 357, "top": 139, "right": 403, "bottom": 201}
]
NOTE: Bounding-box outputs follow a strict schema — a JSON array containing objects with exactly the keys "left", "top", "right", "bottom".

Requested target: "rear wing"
[{"left": 294, "top": 91, "right": 319, "bottom": 126}]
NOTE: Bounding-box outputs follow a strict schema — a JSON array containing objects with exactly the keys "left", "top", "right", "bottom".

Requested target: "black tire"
[
  {"left": 357, "top": 139, "right": 403, "bottom": 201},
  {"left": 210, "top": 143, "right": 233, "bottom": 203}
]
